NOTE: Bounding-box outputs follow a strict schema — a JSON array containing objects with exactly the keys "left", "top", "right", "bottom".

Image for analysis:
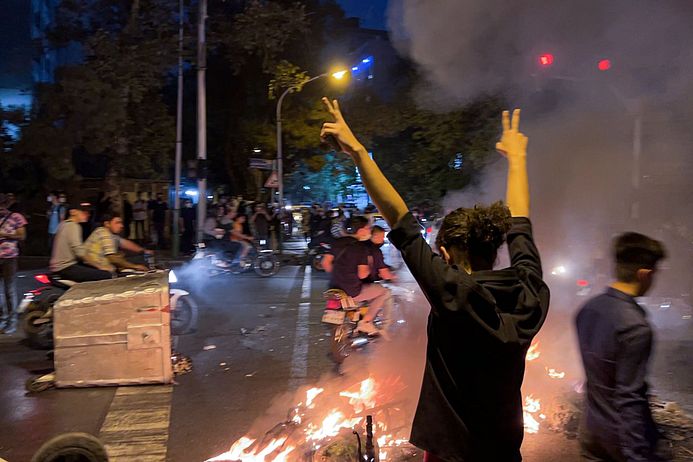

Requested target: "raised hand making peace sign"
[
  {"left": 320, "top": 97, "right": 365, "bottom": 158},
  {"left": 495, "top": 109, "right": 528, "bottom": 160}
]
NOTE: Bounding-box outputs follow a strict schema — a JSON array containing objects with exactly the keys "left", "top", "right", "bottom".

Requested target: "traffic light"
[
  {"left": 538, "top": 53, "right": 554, "bottom": 67},
  {"left": 597, "top": 59, "right": 612, "bottom": 71}
]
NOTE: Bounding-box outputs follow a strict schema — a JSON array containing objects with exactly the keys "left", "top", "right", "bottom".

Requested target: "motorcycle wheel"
[
  {"left": 311, "top": 254, "right": 325, "bottom": 272},
  {"left": 22, "top": 310, "right": 54, "bottom": 350},
  {"left": 330, "top": 321, "right": 352, "bottom": 364},
  {"left": 171, "top": 296, "right": 199, "bottom": 336},
  {"left": 254, "top": 255, "right": 279, "bottom": 277},
  {"left": 31, "top": 432, "right": 108, "bottom": 462}
]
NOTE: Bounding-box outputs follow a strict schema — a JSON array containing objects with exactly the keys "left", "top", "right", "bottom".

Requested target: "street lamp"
[{"left": 275, "top": 70, "right": 348, "bottom": 208}]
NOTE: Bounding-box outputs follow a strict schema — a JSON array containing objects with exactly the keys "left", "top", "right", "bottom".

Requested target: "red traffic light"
[
  {"left": 538, "top": 54, "right": 554, "bottom": 67},
  {"left": 598, "top": 59, "right": 612, "bottom": 71},
  {"left": 577, "top": 279, "right": 590, "bottom": 287}
]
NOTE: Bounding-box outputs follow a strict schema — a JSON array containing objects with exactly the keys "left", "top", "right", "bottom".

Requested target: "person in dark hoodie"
[{"left": 320, "top": 99, "right": 550, "bottom": 462}]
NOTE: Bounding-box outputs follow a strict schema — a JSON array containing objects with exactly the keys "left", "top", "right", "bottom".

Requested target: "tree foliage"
[{"left": 15, "top": 0, "right": 178, "bottom": 185}]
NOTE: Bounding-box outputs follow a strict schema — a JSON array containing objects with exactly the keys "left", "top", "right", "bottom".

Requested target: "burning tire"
[
  {"left": 31, "top": 432, "right": 108, "bottom": 462},
  {"left": 330, "top": 322, "right": 352, "bottom": 364}
]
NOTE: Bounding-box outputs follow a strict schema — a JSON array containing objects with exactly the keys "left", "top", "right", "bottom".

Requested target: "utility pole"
[
  {"left": 196, "top": 0, "right": 208, "bottom": 242},
  {"left": 172, "top": 0, "right": 184, "bottom": 257},
  {"left": 631, "top": 113, "right": 642, "bottom": 221}
]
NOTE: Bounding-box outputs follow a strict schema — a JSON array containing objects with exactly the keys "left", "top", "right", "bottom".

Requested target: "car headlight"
[{"left": 169, "top": 270, "right": 178, "bottom": 284}]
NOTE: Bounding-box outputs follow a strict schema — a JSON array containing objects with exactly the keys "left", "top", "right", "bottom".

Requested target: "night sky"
[{"left": 337, "top": 0, "right": 388, "bottom": 30}]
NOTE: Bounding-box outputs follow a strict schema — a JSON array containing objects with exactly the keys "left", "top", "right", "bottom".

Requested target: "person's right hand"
[
  {"left": 495, "top": 109, "right": 528, "bottom": 161},
  {"left": 320, "top": 98, "right": 365, "bottom": 157}
]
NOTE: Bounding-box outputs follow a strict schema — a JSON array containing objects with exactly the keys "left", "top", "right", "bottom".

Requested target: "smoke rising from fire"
[{"left": 387, "top": 0, "right": 693, "bottom": 398}]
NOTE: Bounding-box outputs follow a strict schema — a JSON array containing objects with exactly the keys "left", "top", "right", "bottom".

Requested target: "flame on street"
[{"left": 207, "top": 376, "right": 409, "bottom": 462}]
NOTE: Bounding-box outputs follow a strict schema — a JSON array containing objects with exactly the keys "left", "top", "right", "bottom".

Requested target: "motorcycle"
[
  {"left": 18, "top": 269, "right": 198, "bottom": 350},
  {"left": 308, "top": 241, "right": 331, "bottom": 272},
  {"left": 322, "top": 286, "right": 394, "bottom": 365},
  {"left": 193, "top": 239, "right": 279, "bottom": 277}
]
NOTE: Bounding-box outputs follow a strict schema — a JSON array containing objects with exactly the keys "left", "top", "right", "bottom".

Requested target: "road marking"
[
  {"left": 301, "top": 266, "right": 312, "bottom": 300},
  {"left": 99, "top": 385, "right": 173, "bottom": 461},
  {"left": 291, "top": 267, "right": 312, "bottom": 382}
]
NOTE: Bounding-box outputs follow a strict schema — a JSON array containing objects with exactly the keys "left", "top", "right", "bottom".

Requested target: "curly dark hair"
[{"left": 435, "top": 201, "right": 512, "bottom": 270}]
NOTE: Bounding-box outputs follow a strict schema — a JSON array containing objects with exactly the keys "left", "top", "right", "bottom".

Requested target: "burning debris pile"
[
  {"left": 522, "top": 340, "right": 693, "bottom": 461},
  {"left": 207, "top": 376, "right": 420, "bottom": 462}
]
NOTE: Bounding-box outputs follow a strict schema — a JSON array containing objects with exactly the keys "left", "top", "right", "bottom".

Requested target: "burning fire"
[
  {"left": 339, "top": 376, "right": 376, "bottom": 413},
  {"left": 208, "top": 376, "right": 408, "bottom": 462},
  {"left": 526, "top": 341, "right": 541, "bottom": 361},
  {"left": 305, "top": 387, "right": 324, "bottom": 408},
  {"left": 522, "top": 395, "right": 543, "bottom": 434},
  {"left": 207, "top": 437, "right": 295, "bottom": 462},
  {"left": 523, "top": 341, "right": 568, "bottom": 435}
]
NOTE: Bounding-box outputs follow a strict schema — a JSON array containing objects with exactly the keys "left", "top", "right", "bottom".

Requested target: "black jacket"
[
  {"left": 388, "top": 213, "right": 550, "bottom": 462},
  {"left": 576, "top": 288, "right": 661, "bottom": 462}
]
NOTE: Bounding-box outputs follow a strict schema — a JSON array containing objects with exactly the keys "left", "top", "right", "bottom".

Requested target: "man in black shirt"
[
  {"left": 576, "top": 233, "right": 668, "bottom": 462},
  {"left": 363, "top": 225, "right": 396, "bottom": 283},
  {"left": 321, "top": 99, "right": 549, "bottom": 461},
  {"left": 322, "top": 216, "right": 391, "bottom": 336},
  {"left": 150, "top": 193, "right": 169, "bottom": 249},
  {"left": 181, "top": 199, "right": 196, "bottom": 253}
]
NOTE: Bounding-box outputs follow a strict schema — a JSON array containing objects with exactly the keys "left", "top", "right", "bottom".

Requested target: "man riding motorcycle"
[
  {"left": 363, "top": 225, "right": 397, "bottom": 283},
  {"left": 49, "top": 203, "right": 113, "bottom": 282},
  {"left": 83, "top": 212, "right": 152, "bottom": 273},
  {"left": 322, "top": 216, "right": 391, "bottom": 336},
  {"left": 202, "top": 206, "right": 242, "bottom": 264}
]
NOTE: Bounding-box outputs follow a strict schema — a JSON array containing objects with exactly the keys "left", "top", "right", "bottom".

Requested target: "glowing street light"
[{"left": 331, "top": 70, "right": 348, "bottom": 80}]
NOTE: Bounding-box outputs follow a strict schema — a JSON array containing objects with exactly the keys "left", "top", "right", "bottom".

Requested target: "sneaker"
[{"left": 356, "top": 321, "right": 379, "bottom": 336}]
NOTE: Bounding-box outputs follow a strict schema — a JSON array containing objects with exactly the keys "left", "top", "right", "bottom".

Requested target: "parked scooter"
[{"left": 19, "top": 269, "right": 198, "bottom": 350}]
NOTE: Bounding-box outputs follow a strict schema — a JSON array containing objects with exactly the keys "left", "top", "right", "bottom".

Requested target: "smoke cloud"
[{"left": 387, "top": 0, "right": 693, "bottom": 404}]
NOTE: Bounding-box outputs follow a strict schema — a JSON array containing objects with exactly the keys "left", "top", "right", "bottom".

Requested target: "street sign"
[
  {"left": 249, "top": 158, "right": 274, "bottom": 170},
  {"left": 264, "top": 171, "right": 279, "bottom": 188}
]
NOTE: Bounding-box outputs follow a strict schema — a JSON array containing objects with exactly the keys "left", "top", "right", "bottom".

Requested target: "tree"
[{"left": 15, "top": 0, "right": 179, "bottom": 187}]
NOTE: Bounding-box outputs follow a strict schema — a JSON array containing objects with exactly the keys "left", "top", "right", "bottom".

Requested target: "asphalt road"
[{"left": 0, "top": 260, "right": 690, "bottom": 462}]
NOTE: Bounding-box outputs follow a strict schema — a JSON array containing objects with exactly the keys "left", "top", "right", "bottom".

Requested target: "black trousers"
[
  {"left": 154, "top": 221, "right": 166, "bottom": 248},
  {"left": 55, "top": 264, "right": 113, "bottom": 283},
  {"left": 1, "top": 258, "right": 18, "bottom": 321},
  {"left": 134, "top": 220, "right": 146, "bottom": 241}
]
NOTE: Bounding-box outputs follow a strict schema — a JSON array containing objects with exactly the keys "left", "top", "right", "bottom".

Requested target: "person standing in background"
[
  {"left": 47, "top": 191, "right": 67, "bottom": 251},
  {"left": 150, "top": 193, "right": 169, "bottom": 249},
  {"left": 0, "top": 194, "right": 28, "bottom": 335},
  {"left": 181, "top": 199, "right": 196, "bottom": 254},
  {"left": 121, "top": 194, "right": 133, "bottom": 239},
  {"left": 133, "top": 192, "right": 148, "bottom": 242}
]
